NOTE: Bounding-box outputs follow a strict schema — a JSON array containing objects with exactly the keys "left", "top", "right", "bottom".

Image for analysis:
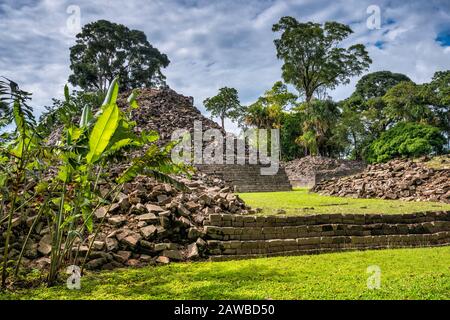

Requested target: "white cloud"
[{"left": 0, "top": 0, "right": 449, "bottom": 133}]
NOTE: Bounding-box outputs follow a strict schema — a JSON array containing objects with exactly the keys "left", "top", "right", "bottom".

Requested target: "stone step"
[
  {"left": 205, "top": 221, "right": 450, "bottom": 240},
  {"left": 197, "top": 164, "right": 292, "bottom": 192},
  {"left": 203, "top": 212, "right": 450, "bottom": 259},
  {"left": 205, "top": 212, "right": 450, "bottom": 228},
  {"left": 235, "top": 186, "right": 292, "bottom": 192},
  {"left": 206, "top": 231, "right": 450, "bottom": 258}
]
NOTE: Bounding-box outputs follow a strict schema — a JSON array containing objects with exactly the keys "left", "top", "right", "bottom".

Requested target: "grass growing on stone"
[
  {"left": 1, "top": 247, "right": 449, "bottom": 300},
  {"left": 238, "top": 189, "right": 450, "bottom": 215}
]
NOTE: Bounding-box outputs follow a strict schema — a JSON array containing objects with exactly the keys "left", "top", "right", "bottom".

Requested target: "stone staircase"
[
  {"left": 197, "top": 164, "right": 292, "bottom": 193},
  {"left": 204, "top": 211, "right": 450, "bottom": 261}
]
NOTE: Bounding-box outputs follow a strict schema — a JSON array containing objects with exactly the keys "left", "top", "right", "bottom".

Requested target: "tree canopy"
[
  {"left": 366, "top": 122, "right": 446, "bottom": 163},
  {"left": 353, "top": 71, "right": 411, "bottom": 100},
  {"left": 69, "top": 20, "right": 169, "bottom": 92},
  {"left": 272, "top": 17, "right": 371, "bottom": 103},
  {"left": 203, "top": 87, "right": 241, "bottom": 130},
  {"left": 244, "top": 81, "right": 297, "bottom": 129}
]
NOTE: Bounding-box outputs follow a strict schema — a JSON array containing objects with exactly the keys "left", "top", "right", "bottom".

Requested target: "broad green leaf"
[
  {"left": 0, "top": 173, "right": 7, "bottom": 187},
  {"left": 67, "top": 126, "right": 82, "bottom": 142},
  {"left": 116, "top": 161, "right": 142, "bottom": 184},
  {"left": 64, "top": 84, "right": 70, "bottom": 102},
  {"left": 108, "top": 138, "right": 133, "bottom": 153},
  {"left": 13, "top": 100, "right": 26, "bottom": 136},
  {"left": 102, "top": 119, "right": 142, "bottom": 157},
  {"left": 79, "top": 104, "right": 93, "bottom": 128},
  {"left": 142, "top": 130, "right": 159, "bottom": 143},
  {"left": 86, "top": 103, "right": 120, "bottom": 164},
  {"left": 102, "top": 77, "right": 119, "bottom": 107},
  {"left": 127, "top": 89, "right": 139, "bottom": 109},
  {"left": 57, "top": 165, "right": 71, "bottom": 182},
  {"left": 82, "top": 207, "right": 94, "bottom": 233}
]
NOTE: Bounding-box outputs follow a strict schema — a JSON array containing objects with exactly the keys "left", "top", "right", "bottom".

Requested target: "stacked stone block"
[
  {"left": 204, "top": 211, "right": 450, "bottom": 261},
  {"left": 197, "top": 164, "right": 292, "bottom": 193}
]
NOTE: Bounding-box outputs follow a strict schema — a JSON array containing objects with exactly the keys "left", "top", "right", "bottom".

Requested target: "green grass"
[
  {"left": 1, "top": 247, "right": 449, "bottom": 300},
  {"left": 238, "top": 188, "right": 450, "bottom": 215}
]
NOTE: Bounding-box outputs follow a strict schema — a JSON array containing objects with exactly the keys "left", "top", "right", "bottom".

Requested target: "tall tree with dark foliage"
[{"left": 69, "top": 20, "right": 170, "bottom": 92}]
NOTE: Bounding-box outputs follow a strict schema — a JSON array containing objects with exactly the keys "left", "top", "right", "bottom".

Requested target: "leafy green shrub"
[
  {"left": 0, "top": 77, "right": 189, "bottom": 288},
  {"left": 366, "top": 122, "right": 446, "bottom": 163}
]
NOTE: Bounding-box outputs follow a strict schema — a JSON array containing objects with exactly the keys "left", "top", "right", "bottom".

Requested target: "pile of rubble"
[
  {"left": 312, "top": 158, "right": 450, "bottom": 203},
  {"left": 3, "top": 173, "right": 253, "bottom": 271},
  {"left": 119, "top": 88, "right": 225, "bottom": 144},
  {"left": 283, "top": 156, "right": 365, "bottom": 180},
  {"left": 1, "top": 88, "right": 258, "bottom": 273}
]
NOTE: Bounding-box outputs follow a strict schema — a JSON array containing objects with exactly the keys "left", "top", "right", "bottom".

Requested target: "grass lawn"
[
  {"left": 238, "top": 188, "right": 450, "bottom": 215},
  {"left": 1, "top": 247, "right": 449, "bottom": 300}
]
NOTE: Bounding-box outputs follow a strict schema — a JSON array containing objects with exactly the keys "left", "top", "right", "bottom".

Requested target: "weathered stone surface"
[
  {"left": 312, "top": 157, "right": 450, "bottom": 204},
  {"left": 34, "top": 257, "right": 51, "bottom": 269},
  {"left": 145, "top": 204, "right": 165, "bottom": 213},
  {"left": 156, "top": 256, "right": 170, "bottom": 264},
  {"left": 105, "top": 238, "right": 119, "bottom": 252},
  {"left": 154, "top": 243, "right": 177, "bottom": 251},
  {"left": 177, "top": 205, "right": 191, "bottom": 217},
  {"left": 93, "top": 241, "right": 105, "bottom": 251},
  {"left": 140, "top": 225, "right": 157, "bottom": 239},
  {"left": 196, "top": 237, "right": 207, "bottom": 247},
  {"left": 85, "top": 257, "right": 107, "bottom": 270},
  {"left": 94, "top": 206, "right": 109, "bottom": 220},
  {"left": 127, "top": 259, "right": 140, "bottom": 267},
  {"left": 130, "top": 203, "right": 146, "bottom": 215},
  {"left": 139, "top": 254, "right": 153, "bottom": 263},
  {"left": 139, "top": 240, "right": 154, "bottom": 250},
  {"left": 204, "top": 211, "right": 450, "bottom": 258},
  {"left": 138, "top": 213, "right": 158, "bottom": 222},
  {"left": 113, "top": 250, "right": 132, "bottom": 263},
  {"left": 121, "top": 233, "right": 142, "bottom": 248},
  {"left": 108, "top": 216, "right": 126, "bottom": 226},
  {"left": 38, "top": 234, "right": 52, "bottom": 256},
  {"left": 188, "top": 227, "right": 202, "bottom": 240},
  {"left": 187, "top": 243, "right": 199, "bottom": 259},
  {"left": 162, "top": 249, "right": 183, "bottom": 260},
  {"left": 157, "top": 195, "right": 170, "bottom": 204}
]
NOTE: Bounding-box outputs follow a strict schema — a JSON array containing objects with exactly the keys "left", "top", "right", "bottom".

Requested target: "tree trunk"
[
  {"left": 221, "top": 116, "right": 225, "bottom": 131},
  {"left": 305, "top": 92, "right": 313, "bottom": 104}
]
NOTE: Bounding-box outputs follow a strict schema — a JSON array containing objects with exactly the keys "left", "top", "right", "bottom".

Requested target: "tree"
[
  {"left": 427, "top": 70, "right": 450, "bottom": 148},
  {"left": 272, "top": 17, "right": 371, "bottom": 103},
  {"left": 383, "top": 81, "right": 433, "bottom": 123},
  {"left": 280, "top": 111, "right": 304, "bottom": 160},
  {"left": 68, "top": 20, "right": 169, "bottom": 92},
  {"left": 353, "top": 71, "right": 411, "bottom": 100},
  {"left": 335, "top": 100, "right": 366, "bottom": 159},
  {"left": 203, "top": 87, "right": 241, "bottom": 130},
  {"left": 244, "top": 81, "right": 297, "bottom": 129},
  {"left": 0, "top": 77, "right": 34, "bottom": 130},
  {"left": 295, "top": 99, "right": 342, "bottom": 157},
  {"left": 366, "top": 122, "right": 445, "bottom": 163}
]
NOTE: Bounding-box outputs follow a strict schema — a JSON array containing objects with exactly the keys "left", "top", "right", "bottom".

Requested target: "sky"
[{"left": 1, "top": 0, "right": 450, "bottom": 132}]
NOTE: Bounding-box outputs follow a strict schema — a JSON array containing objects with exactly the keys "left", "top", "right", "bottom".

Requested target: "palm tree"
[{"left": 296, "top": 99, "right": 340, "bottom": 156}]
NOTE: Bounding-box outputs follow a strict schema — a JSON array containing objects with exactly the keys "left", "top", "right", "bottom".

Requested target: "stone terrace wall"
[
  {"left": 197, "top": 164, "right": 292, "bottom": 193},
  {"left": 204, "top": 211, "right": 450, "bottom": 261}
]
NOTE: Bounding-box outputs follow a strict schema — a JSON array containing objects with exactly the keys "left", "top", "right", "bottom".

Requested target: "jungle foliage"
[{"left": 0, "top": 78, "right": 188, "bottom": 288}]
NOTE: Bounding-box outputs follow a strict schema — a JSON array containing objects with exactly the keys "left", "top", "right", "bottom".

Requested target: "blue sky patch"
[
  {"left": 435, "top": 31, "right": 450, "bottom": 46},
  {"left": 374, "top": 40, "right": 385, "bottom": 49}
]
